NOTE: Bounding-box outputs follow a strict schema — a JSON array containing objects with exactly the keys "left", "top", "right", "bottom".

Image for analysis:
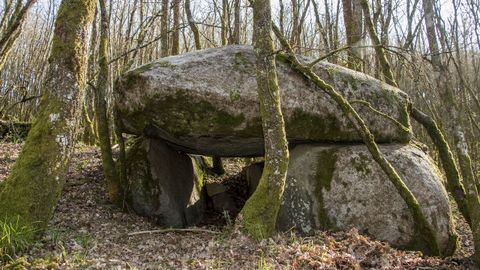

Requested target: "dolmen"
[{"left": 114, "top": 45, "right": 457, "bottom": 256}]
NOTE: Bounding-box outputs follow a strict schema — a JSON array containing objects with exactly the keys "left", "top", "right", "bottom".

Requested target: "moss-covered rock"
[
  {"left": 115, "top": 45, "right": 411, "bottom": 157},
  {"left": 0, "top": 120, "right": 30, "bottom": 141},
  {"left": 270, "top": 144, "right": 456, "bottom": 256},
  {"left": 124, "top": 137, "right": 206, "bottom": 227}
]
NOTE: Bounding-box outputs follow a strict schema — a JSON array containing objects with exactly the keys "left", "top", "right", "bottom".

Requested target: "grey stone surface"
[
  {"left": 270, "top": 144, "right": 455, "bottom": 255},
  {"left": 115, "top": 45, "right": 411, "bottom": 156},
  {"left": 124, "top": 137, "right": 206, "bottom": 227},
  {"left": 244, "top": 162, "right": 263, "bottom": 196}
]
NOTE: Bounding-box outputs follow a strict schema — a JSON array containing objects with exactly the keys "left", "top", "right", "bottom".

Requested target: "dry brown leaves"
[{"left": 0, "top": 143, "right": 478, "bottom": 269}]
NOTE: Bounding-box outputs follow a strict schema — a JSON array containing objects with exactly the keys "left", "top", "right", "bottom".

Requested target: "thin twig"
[
  {"left": 127, "top": 228, "right": 220, "bottom": 236},
  {"left": 349, "top": 99, "right": 410, "bottom": 132}
]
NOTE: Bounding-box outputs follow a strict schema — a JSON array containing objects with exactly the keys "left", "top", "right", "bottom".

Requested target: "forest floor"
[{"left": 0, "top": 142, "right": 479, "bottom": 270}]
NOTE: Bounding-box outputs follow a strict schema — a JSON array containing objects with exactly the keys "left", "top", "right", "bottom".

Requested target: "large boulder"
[
  {"left": 246, "top": 144, "right": 457, "bottom": 256},
  {"left": 124, "top": 137, "right": 206, "bottom": 227},
  {"left": 115, "top": 45, "right": 411, "bottom": 156}
]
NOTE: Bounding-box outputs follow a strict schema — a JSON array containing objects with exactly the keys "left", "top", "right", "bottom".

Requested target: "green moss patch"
[
  {"left": 122, "top": 90, "right": 247, "bottom": 137},
  {"left": 314, "top": 148, "right": 339, "bottom": 229}
]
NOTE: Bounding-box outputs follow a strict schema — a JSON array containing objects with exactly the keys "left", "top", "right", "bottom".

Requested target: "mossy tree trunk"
[
  {"left": 411, "top": 108, "right": 471, "bottom": 226},
  {"left": 421, "top": 0, "right": 480, "bottom": 263},
  {"left": 272, "top": 25, "right": 441, "bottom": 255},
  {"left": 0, "top": 0, "right": 97, "bottom": 228},
  {"left": 238, "top": 0, "right": 289, "bottom": 239},
  {"left": 94, "top": 0, "right": 121, "bottom": 204},
  {"left": 360, "top": 0, "right": 471, "bottom": 239}
]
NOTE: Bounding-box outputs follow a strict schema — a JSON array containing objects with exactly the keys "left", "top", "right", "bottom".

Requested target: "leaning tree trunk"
[
  {"left": 411, "top": 108, "right": 471, "bottom": 226},
  {"left": 0, "top": 0, "right": 97, "bottom": 228},
  {"left": 238, "top": 0, "right": 289, "bottom": 239},
  {"left": 272, "top": 24, "right": 441, "bottom": 255},
  {"left": 360, "top": 0, "right": 471, "bottom": 235},
  {"left": 422, "top": 0, "right": 480, "bottom": 263}
]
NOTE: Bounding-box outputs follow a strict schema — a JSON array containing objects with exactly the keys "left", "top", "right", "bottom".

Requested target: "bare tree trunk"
[
  {"left": 0, "top": 0, "right": 97, "bottom": 229},
  {"left": 83, "top": 7, "right": 99, "bottom": 145},
  {"left": 171, "top": 0, "right": 180, "bottom": 55},
  {"left": 290, "top": 0, "right": 299, "bottom": 49},
  {"left": 221, "top": 0, "right": 229, "bottom": 46},
  {"left": 279, "top": 0, "right": 285, "bottom": 34},
  {"left": 342, "top": 0, "right": 363, "bottom": 70},
  {"left": 185, "top": 0, "right": 201, "bottom": 49},
  {"left": 161, "top": 0, "right": 170, "bottom": 56},
  {"left": 122, "top": 0, "right": 137, "bottom": 67},
  {"left": 360, "top": 0, "right": 470, "bottom": 238},
  {"left": 230, "top": 0, "right": 241, "bottom": 44},
  {"left": 422, "top": 0, "right": 441, "bottom": 68},
  {"left": 238, "top": 0, "right": 289, "bottom": 240}
]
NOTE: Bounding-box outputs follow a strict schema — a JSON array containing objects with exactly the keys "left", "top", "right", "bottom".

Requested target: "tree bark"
[
  {"left": 171, "top": 0, "right": 180, "bottom": 55},
  {"left": 422, "top": 0, "right": 480, "bottom": 264},
  {"left": 290, "top": 0, "right": 299, "bottom": 49},
  {"left": 238, "top": 0, "right": 289, "bottom": 239},
  {"left": 185, "top": 0, "right": 201, "bottom": 49},
  {"left": 0, "top": 0, "right": 97, "bottom": 228},
  {"left": 95, "top": 0, "right": 121, "bottom": 204},
  {"left": 411, "top": 108, "right": 470, "bottom": 226},
  {"left": 230, "top": 0, "right": 241, "bottom": 44},
  {"left": 161, "top": 0, "right": 170, "bottom": 56},
  {"left": 221, "top": 0, "right": 229, "bottom": 46},
  {"left": 342, "top": 0, "right": 363, "bottom": 71}
]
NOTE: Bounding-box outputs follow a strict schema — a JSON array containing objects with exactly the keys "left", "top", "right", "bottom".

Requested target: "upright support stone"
[
  {"left": 246, "top": 144, "right": 457, "bottom": 256},
  {"left": 124, "top": 138, "right": 206, "bottom": 227}
]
